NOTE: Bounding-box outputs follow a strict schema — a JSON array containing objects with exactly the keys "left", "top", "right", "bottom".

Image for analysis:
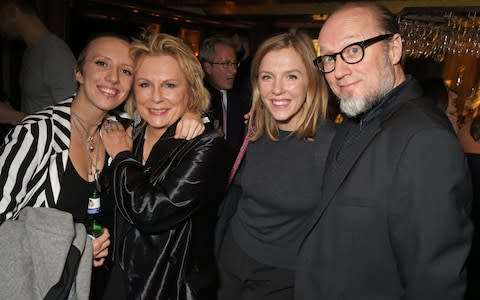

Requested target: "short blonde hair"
[
  {"left": 250, "top": 29, "right": 328, "bottom": 141},
  {"left": 125, "top": 31, "right": 210, "bottom": 116}
]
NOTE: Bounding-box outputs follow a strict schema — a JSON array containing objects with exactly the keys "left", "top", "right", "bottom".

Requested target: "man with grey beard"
[{"left": 296, "top": 2, "right": 473, "bottom": 300}]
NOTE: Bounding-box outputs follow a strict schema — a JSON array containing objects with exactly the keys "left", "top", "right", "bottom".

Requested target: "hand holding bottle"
[
  {"left": 92, "top": 228, "right": 110, "bottom": 267},
  {"left": 86, "top": 189, "right": 110, "bottom": 267}
]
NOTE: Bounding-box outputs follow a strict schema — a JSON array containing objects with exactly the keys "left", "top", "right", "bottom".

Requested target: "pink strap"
[{"left": 227, "top": 125, "right": 255, "bottom": 187}]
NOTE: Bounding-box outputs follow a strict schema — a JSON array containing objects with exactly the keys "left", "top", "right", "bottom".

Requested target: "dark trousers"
[
  {"left": 101, "top": 262, "right": 127, "bottom": 300},
  {"left": 217, "top": 227, "right": 294, "bottom": 300}
]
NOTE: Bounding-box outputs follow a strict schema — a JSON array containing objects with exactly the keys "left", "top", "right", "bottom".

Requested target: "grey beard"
[
  {"left": 339, "top": 56, "right": 395, "bottom": 117},
  {"left": 339, "top": 95, "right": 382, "bottom": 117}
]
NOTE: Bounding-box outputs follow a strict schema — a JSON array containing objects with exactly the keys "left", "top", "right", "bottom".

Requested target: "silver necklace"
[
  {"left": 71, "top": 119, "right": 100, "bottom": 176},
  {"left": 71, "top": 111, "right": 102, "bottom": 152}
]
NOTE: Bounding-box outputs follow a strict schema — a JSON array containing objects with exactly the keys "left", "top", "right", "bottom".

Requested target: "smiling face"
[
  {"left": 258, "top": 47, "right": 309, "bottom": 131},
  {"left": 75, "top": 36, "right": 133, "bottom": 112},
  {"left": 134, "top": 55, "right": 189, "bottom": 139},
  {"left": 203, "top": 43, "right": 237, "bottom": 90},
  {"left": 318, "top": 6, "right": 404, "bottom": 117}
]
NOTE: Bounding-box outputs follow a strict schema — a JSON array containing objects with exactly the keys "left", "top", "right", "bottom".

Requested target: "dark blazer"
[
  {"left": 102, "top": 123, "right": 228, "bottom": 300},
  {"left": 296, "top": 78, "right": 473, "bottom": 300},
  {"left": 205, "top": 82, "right": 251, "bottom": 164}
]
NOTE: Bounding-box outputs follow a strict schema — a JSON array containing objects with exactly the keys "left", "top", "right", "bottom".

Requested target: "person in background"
[
  {"left": 0, "top": 92, "right": 14, "bottom": 139},
  {"left": 216, "top": 29, "right": 335, "bottom": 300},
  {"left": 296, "top": 2, "right": 472, "bottom": 299},
  {"left": 459, "top": 109, "right": 480, "bottom": 154},
  {"left": 230, "top": 30, "right": 252, "bottom": 94},
  {"left": 470, "top": 114, "right": 480, "bottom": 142},
  {"left": 458, "top": 110, "right": 480, "bottom": 300},
  {"left": 421, "top": 79, "right": 480, "bottom": 299},
  {"left": 0, "top": 0, "right": 77, "bottom": 125},
  {"left": 200, "top": 35, "right": 251, "bottom": 164},
  {"left": 420, "top": 77, "right": 459, "bottom": 132},
  {"left": 100, "top": 32, "right": 228, "bottom": 300}
]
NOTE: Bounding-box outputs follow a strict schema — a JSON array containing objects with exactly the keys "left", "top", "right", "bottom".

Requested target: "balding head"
[{"left": 317, "top": 2, "right": 405, "bottom": 117}]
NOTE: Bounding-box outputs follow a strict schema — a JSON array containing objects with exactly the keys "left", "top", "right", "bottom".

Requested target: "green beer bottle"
[{"left": 86, "top": 190, "right": 103, "bottom": 238}]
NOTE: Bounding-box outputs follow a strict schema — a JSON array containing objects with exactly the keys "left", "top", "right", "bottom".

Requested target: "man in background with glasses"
[
  {"left": 200, "top": 35, "right": 251, "bottom": 165},
  {"left": 296, "top": 2, "right": 473, "bottom": 299}
]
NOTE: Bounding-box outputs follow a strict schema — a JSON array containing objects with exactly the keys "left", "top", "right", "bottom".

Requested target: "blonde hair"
[
  {"left": 125, "top": 31, "right": 210, "bottom": 116},
  {"left": 250, "top": 29, "right": 328, "bottom": 141}
]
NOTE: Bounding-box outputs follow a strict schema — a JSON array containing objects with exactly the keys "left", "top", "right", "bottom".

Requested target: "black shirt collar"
[{"left": 354, "top": 75, "right": 413, "bottom": 125}]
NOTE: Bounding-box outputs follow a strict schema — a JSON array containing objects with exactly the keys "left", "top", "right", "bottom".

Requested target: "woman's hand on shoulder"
[
  {"left": 175, "top": 112, "right": 205, "bottom": 140},
  {"left": 101, "top": 120, "right": 133, "bottom": 159},
  {"left": 243, "top": 110, "right": 252, "bottom": 124}
]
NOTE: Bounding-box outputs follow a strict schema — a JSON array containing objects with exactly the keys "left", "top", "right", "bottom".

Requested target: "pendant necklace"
[
  {"left": 71, "top": 111, "right": 102, "bottom": 190},
  {"left": 71, "top": 111, "right": 102, "bottom": 152}
]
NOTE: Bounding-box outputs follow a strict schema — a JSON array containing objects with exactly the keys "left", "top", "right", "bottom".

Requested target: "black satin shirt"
[{"left": 102, "top": 122, "right": 228, "bottom": 300}]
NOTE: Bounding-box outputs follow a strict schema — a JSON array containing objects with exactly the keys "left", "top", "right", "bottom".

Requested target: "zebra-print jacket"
[{"left": 0, "top": 98, "right": 73, "bottom": 224}]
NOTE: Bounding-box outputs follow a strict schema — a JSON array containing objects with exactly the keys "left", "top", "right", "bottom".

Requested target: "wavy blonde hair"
[
  {"left": 125, "top": 31, "right": 210, "bottom": 116},
  {"left": 250, "top": 29, "right": 328, "bottom": 141}
]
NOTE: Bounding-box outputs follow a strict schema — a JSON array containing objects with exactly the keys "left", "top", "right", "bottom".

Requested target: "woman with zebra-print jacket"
[{"left": 0, "top": 33, "right": 134, "bottom": 268}]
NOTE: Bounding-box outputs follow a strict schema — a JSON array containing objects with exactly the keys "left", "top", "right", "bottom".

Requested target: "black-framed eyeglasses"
[
  {"left": 313, "top": 33, "right": 395, "bottom": 73},
  {"left": 207, "top": 61, "right": 240, "bottom": 69}
]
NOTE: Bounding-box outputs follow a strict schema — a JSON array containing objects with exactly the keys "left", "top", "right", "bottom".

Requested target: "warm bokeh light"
[
  {"left": 312, "top": 14, "right": 328, "bottom": 21},
  {"left": 312, "top": 39, "right": 320, "bottom": 56}
]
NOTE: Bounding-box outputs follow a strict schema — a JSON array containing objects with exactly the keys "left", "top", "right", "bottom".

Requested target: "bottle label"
[{"left": 88, "top": 197, "right": 101, "bottom": 214}]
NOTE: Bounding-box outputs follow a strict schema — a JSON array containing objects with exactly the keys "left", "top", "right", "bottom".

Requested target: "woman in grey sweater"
[{"left": 216, "top": 29, "right": 336, "bottom": 300}]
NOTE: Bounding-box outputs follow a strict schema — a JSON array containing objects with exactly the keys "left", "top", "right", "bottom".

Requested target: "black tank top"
[{"left": 56, "top": 158, "right": 96, "bottom": 224}]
